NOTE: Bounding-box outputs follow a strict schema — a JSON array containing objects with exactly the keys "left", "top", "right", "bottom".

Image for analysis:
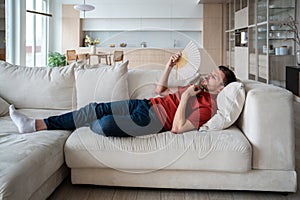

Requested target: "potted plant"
[
  {"left": 48, "top": 52, "right": 66, "bottom": 67},
  {"left": 85, "top": 35, "right": 100, "bottom": 54}
]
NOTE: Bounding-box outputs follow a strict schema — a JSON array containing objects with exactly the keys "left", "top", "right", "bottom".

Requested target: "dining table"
[
  {"left": 89, "top": 52, "right": 112, "bottom": 65},
  {"left": 75, "top": 52, "right": 112, "bottom": 65}
]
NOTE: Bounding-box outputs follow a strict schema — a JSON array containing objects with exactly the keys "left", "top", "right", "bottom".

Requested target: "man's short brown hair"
[{"left": 218, "top": 66, "right": 237, "bottom": 86}]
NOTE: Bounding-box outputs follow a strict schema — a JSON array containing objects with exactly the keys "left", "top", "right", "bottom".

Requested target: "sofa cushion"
[
  {"left": 0, "top": 61, "right": 75, "bottom": 110},
  {"left": 199, "top": 82, "right": 245, "bottom": 131},
  {"left": 128, "top": 68, "right": 201, "bottom": 99},
  {"left": 0, "top": 96, "right": 9, "bottom": 116},
  {"left": 75, "top": 60, "right": 129, "bottom": 108},
  {"left": 0, "top": 109, "right": 71, "bottom": 200},
  {"left": 237, "top": 80, "right": 294, "bottom": 171},
  {"left": 64, "top": 126, "right": 251, "bottom": 173}
]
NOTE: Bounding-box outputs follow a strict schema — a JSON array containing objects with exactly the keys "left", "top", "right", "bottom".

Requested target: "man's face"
[{"left": 201, "top": 68, "right": 225, "bottom": 94}]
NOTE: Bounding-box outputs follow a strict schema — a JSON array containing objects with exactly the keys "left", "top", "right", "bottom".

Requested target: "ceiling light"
[
  {"left": 74, "top": 4, "right": 95, "bottom": 12},
  {"left": 74, "top": 0, "right": 95, "bottom": 12}
]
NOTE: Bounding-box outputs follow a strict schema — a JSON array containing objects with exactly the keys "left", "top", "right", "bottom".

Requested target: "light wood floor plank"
[
  {"left": 47, "top": 177, "right": 73, "bottom": 200},
  {"left": 232, "top": 191, "right": 258, "bottom": 200},
  {"left": 136, "top": 188, "right": 161, "bottom": 200},
  {"left": 184, "top": 190, "right": 209, "bottom": 200},
  {"left": 287, "top": 192, "right": 300, "bottom": 200},
  {"left": 208, "top": 191, "right": 233, "bottom": 200},
  {"left": 161, "top": 189, "right": 185, "bottom": 200},
  {"left": 254, "top": 192, "right": 286, "bottom": 200},
  {"left": 87, "top": 186, "right": 115, "bottom": 200},
  {"left": 112, "top": 187, "right": 138, "bottom": 200},
  {"left": 63, "top": 184, "right": 90, "bottom": 200}
]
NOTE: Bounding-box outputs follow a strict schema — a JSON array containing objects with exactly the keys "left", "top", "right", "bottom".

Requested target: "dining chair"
[
  {"left": 113, "top": 50, "right": 124, "bottom": 63},
  {"left": 66, "top": 50, "right": 77, "bottom": 64},
  {"left": 66, "top": 50, "right": 90, "bottom": 64},
  {"left": 77, "top": 53, "right": 90, "bottom": 62}
]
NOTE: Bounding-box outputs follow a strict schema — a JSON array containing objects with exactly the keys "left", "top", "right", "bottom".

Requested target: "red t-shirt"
[{"left": 149, "top": 86, "right": 217, "bottom": 131}]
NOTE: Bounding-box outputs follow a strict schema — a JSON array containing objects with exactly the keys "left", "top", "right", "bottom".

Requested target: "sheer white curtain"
[{"left": 6, "top": 0, "right": 50, "bottom": 67}]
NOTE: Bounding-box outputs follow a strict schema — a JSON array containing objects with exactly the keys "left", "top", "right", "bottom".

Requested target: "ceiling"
[{"left": 197, "top": 0, "right": 226, "bottom": 3}]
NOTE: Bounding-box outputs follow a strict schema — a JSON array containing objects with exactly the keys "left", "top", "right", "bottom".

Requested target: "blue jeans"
[{"left": 44, "top": 99, "right": 164, "bottom": 137}]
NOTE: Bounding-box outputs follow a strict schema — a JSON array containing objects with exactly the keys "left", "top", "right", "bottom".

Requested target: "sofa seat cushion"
[
  {"left": 65, "top": 126, "right": 252, "bottom": 173},
  {"left": 0, "top": 109, "right": 71, "bottom": 200}
]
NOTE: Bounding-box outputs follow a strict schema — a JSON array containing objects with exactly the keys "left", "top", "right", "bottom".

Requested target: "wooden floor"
[{"left": 48, "top": 101, "right": 300, "bottom": 200}]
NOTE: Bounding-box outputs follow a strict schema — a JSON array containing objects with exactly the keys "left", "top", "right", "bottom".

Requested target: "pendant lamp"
[{"left": 74, "top": 0, "right": 95, "bottom": 17}]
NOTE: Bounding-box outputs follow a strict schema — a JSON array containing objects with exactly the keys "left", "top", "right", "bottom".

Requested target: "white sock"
[{"left": 9, "top": 105, "right": 36, "bottom": 133}]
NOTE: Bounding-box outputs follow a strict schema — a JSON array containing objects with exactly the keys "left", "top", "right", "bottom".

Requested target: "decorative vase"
[
  {"left": 297, "top": 50, "right": 300, "bottom": 65},
  {"left": 90, "top": 45, "right": 96, "bottom": 55}
]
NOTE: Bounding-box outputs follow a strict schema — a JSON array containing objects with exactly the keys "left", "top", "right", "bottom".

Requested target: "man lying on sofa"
[{"left": 9, "top": 52, "right": 237, "bottom": 137}]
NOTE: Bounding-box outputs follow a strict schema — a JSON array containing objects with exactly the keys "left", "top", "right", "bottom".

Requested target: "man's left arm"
[{"left": 171, "top": 85, "right": 201, "bottom": 134}]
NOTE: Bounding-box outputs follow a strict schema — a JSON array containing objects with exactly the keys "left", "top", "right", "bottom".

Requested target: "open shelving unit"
[{"left": 225, "top": 0, "right": 296, "bottom": 87}]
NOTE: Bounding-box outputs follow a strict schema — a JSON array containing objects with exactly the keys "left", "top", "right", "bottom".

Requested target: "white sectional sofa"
[{"left": 0, "top": 60, "right": 297, "bottom": 200}]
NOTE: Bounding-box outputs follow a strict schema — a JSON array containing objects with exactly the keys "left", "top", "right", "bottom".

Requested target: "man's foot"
[{"left": 9, "top": 105, "right": 36, "bottom": 133}]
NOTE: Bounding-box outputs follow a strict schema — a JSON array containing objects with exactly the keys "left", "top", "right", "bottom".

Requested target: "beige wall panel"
[
  {"left": 203, "top": 49, "right": 222, "bottom": 67},
  {"left": 203, "top": 4, "right": 223, "bottom": 66},
  {"left": 203, "top": 4, "right": 222, "bottom": 19},
  {"left": 203, "top": 19, "right": 222, "bottom": 48},
  {"left": 62, "top": 5, "right": 80, "bottom": 54}
]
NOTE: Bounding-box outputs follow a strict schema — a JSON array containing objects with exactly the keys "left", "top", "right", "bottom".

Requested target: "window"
[{"left": 26, "top": 0, "right": 50, "bottom": 67}]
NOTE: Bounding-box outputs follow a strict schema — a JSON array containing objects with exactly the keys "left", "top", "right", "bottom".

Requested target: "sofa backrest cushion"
[
  {"left": 0, "top": 61, "right": 75, "bottom": 109},
  {"left": 127, "top": 68, "right": 201, "bottom": 99},
  {"left": 199, "top": 81, "right": 245, "bottom": 131},
  {"left": 0, "top": 96, "right": 9, "bottom": 116},
  {"left": 75, "top": 60, "right": 129, "bottom": 108}
]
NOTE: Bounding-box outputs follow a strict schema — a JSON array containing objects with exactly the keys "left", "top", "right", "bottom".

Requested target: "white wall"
[
  {"left": 61, "top": 0, "right": 202, "bottom": 19},
  {"left": 51, "top": 0, "right": 203, "bottom": 52}
]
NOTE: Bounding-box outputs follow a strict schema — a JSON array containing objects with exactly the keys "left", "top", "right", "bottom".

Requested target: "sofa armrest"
[{"left": 237, "top": 80, "right": 295, "bottom": 170}]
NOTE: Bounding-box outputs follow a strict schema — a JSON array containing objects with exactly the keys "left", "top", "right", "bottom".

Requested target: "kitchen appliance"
[
  {"left": 235, "top": 28, "right": 248, "bottom": 47},
  {"left": 275, "top": 46, "right": 288, "bottom": 55}
]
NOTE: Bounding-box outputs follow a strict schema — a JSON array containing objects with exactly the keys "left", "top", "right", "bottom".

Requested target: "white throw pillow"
[
  {"left": 199, "top": 81, "right": 245, "bottom": 131},
  {"left": 0, "top": 96, "right": 9, "bottom": 116},
  {"left": 75, "top": 60, "right": 129, "bottom": 108}
]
